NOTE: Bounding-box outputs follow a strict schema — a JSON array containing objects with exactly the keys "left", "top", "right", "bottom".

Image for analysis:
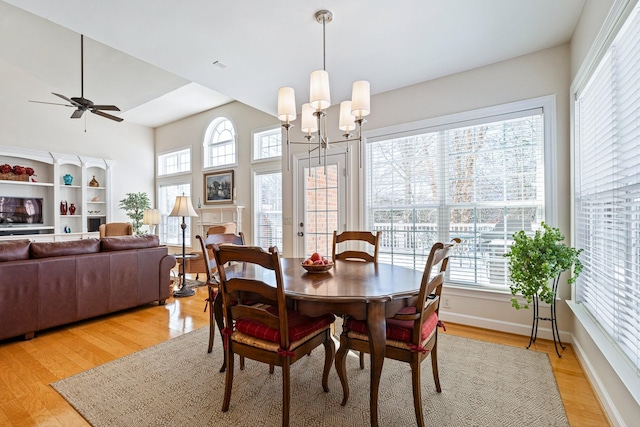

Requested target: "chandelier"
[{"left": 277, "top": 9, "right": 371, "bottom": 170}]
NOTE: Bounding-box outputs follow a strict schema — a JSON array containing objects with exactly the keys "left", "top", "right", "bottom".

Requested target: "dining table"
[{"left": 217, "top": 257, "right": 425, "bottom": 427}]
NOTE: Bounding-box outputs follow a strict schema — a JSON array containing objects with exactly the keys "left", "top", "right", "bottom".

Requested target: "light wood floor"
[{"left": 0, "top": 284, "right": 609, "bottom": 426}]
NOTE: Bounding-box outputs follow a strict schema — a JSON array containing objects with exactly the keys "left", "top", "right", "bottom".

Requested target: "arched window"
[{"left": 203, "top": 117, "right": 236, "bottom": 168}]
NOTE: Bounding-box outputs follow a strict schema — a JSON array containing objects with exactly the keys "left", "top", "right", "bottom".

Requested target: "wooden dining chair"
[
  {"left": 332, "top": 230, "right": 381, "bottom": 368},
  {"left": 196, "top": 232, "right": 245, "bottom": 372},
  {"left": 332, "top": 230, "right": 381, "bottom": 263},
  {"left": 212, "top": 244, "right": 336, "bottom": 427},
  {"left": 335, "top": 238, "right": 460, "bottom": 427}
]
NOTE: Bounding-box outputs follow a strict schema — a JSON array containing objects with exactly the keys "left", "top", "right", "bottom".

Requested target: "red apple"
[{"left": 311, "top": 252, "right": 321, "bottom": 261}]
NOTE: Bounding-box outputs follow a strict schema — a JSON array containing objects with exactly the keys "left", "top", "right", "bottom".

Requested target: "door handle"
[{"left": 297, "top": 231, "right": 304, "bottom": 236}]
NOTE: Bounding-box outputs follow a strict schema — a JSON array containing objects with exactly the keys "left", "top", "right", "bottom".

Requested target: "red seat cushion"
[
  {"left": 236, "top": 306, "right": 334, "bottom": 343},
  {"left": 345, "top": 307, "right": 438, "bottom": 343}
]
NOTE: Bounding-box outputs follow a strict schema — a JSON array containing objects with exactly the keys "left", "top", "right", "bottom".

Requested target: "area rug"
[
  {"left": 51, "top": 327, "right": 568, "bottom": 426},
  {"left": 183, "top": 278, "right": 206, "bottom": 288}
]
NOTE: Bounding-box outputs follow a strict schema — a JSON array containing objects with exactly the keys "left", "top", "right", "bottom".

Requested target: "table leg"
[{"left": 366, "top": 302, "right": 385, "bottom": 427}]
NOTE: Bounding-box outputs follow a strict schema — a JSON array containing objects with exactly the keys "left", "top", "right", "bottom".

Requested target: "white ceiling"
[{"left": 1, "top": 0, "right": 586, "bottom": 128}]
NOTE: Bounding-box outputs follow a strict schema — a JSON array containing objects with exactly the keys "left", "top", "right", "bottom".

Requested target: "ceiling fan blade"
[
  {"left": 91, "top": 109, "right": 123, "bottom": 122},
  {"left": 91, "top": 105, "right": 121, "bottom": 111},
  {"left": 71, "top": 109, "right": 85, "bottom": 119},
  {"left": 53, "top": 92, "right": 81, "bottom": 107},
  {"left": 29, "top": 100, "right": 74, "bottom": 107}
]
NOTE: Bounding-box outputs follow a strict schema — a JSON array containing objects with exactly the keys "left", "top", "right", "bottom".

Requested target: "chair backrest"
[
  {"left": 410, "top": 238, "right": 460, "bottom": 341},
  {"left": 212, "top": 244, "right": 290, "bottom": 350},
  {"left": 196, "top": 232, "right": 246, "bottom": 283},
  {"left": 98, "top": 222, "right": 133, "bottom": 238},
  {"left": 332, "top": 230, "right": 381, "bottom": 262}
]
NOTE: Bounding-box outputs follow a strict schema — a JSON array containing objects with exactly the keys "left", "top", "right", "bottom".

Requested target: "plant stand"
[{"left": 527, "top": 274, "right": 566, "bottom": 357}]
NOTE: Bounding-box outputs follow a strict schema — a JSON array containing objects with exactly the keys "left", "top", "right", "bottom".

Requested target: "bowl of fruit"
[{"left": 301, "top": 253, "right": 333, "bottom": 273}]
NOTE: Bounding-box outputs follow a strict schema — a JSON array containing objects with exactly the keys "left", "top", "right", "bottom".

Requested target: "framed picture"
[{"left": 204, "top": 170, "right": 234, "bottom": 204}]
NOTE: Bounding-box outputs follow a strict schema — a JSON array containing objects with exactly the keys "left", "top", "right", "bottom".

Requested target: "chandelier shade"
[
  {"left": 277, "top": 87, "right": 296, "bottom": 122},
  {"left": 351, "top": 81, "right": 371, "bottom": 118},
  {"left": 310, "top": 70, "right": 331, "bottom": 110},
  {"left": 301, "top": 103, "right": 318, "bottom": 134},
  {"left": 339, "top": 101, "right": 356, "bottom": 133}
]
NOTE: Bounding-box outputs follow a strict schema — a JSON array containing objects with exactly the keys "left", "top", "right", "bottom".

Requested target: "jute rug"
[{"left": 51, "top": 327, "right": 568, "bottom": 426}]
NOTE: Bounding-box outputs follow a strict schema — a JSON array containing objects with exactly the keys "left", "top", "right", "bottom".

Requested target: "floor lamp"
[
  {"left": 169, "top": 195, "right": 199, "bottom": 298},
  {"left": 142, "top": 208, "right": 161, "bottom": 235}
]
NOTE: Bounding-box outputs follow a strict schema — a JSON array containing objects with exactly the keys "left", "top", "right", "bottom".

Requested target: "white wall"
[
  {"left": 0, "top": 56, "right": 155, "bottom": 224},
  {"left": 154, "top": 100, "right": 280, "bottom": 248},
  {"left": 571, "top": 0, "right": 616, "bottom": 78}
]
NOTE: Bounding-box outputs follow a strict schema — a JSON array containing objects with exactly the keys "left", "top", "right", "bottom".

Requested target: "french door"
[{"left": 295, "top": 152, "right": 347, "bottom": 258}]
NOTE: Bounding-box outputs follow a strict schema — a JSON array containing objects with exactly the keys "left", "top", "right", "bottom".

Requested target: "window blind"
[
  {"left": 575, "top": 4, "right": 640, "bottom": 372},
  {"left": 366, "top": 108, "right": 545, "bottom": 289}
]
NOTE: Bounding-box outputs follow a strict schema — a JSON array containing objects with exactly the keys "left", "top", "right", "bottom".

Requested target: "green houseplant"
[
  {"left": 119, "top": 192, "right": 150, "bottom": 235},
  {"left": 503, "top": 222, "right": 583, "bottom": 309}
]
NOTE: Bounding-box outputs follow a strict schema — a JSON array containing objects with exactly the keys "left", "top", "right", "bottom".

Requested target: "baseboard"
[
  {"left": 439, "top": 311, "right": 572, "bottom": 344},
  {"left": 569, "top": 333, "right": 622, "bottom": 427}
]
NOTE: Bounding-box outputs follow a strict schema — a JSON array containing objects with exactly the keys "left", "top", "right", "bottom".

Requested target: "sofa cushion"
[
  {"left": 30, "top": 239, "right": 101, "bottom": 259},
  {"left": 0, "top": 239, "right": 31, "bottom": 261},
  {"left": 100, "top": 234, "right": 159, "bottom": 251}
]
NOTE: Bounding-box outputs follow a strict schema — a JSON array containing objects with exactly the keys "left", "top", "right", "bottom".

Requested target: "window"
[
  {"left": 158, "top": 182, "right": 193, "bottom": 246},
  {"left": 157, "top": 148, "right": 190, "bottom": 176},
  {"left": 365, "top": 100, "right": 551, "bottom": 290},
  {"left": 253, "top": 170, "right": 283, "bottom": 249},
  {"left": 156, "top": 148, "right": 194, "bottom": 246},
  {"left": 574, "top": 3, "right": 640, "bottom": 372},
  {"left": 204, "top": 117, "right": 236, "bottom": 168},
  {"left": 252, "top": 127, "right": 282, "bottom": 161}
]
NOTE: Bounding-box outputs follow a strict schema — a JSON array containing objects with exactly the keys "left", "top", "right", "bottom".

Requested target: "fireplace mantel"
[{"left": 196, "top": 205, "right": 244, "bottom": 237}]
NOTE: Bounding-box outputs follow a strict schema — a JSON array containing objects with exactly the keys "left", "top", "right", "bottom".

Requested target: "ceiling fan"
[{"left": 30, "top": 35, "right": 123, "bottom": 122}]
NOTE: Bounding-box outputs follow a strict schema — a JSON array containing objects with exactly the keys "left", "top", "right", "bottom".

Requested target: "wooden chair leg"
[
  {"left": 335, "top": 332, "right": 350, "bottom": 406},
  {"left": 207, "top": 288, "right": 215, "bottom": 354},
  {"left": 222, "top": 344, "right": 235, "bottom": 412},
  {"left": 411, "top": 358, "right": 425, "bottom": 427},
  {"left": 359, "top": 351, "right": 365, "bottom": 369},
  {"left": 282, "top": 358, "right": 291, "bottom": 427},
  {"left": 431, "top": 339, "right": 441, "bottom": 392}
]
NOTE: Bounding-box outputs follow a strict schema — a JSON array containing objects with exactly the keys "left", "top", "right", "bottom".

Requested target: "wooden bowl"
[{"left": 301, "top": 262, "right": 334, "bottom": 273}]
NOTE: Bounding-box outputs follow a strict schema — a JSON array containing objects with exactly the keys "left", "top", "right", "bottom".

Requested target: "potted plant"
[
  {"left": 119, "top": 192, "right": 151, "bottom": 235},
  {"left": 503, "top": 222, "right": 583, "bottom": 310}
]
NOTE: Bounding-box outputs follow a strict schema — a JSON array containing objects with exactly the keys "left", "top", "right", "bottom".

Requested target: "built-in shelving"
[{"left": 0, "top": 146, "right": 113, "bottom": 241}]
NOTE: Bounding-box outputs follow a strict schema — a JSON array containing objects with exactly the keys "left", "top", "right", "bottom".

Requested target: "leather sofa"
[{"left": 0, "top": 235, "right": 175, "bottom": 342}]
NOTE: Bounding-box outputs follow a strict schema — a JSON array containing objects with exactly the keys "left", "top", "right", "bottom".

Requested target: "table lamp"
[
  {"left": 142, "top": 208, "right": 161, "bottom": 235},
  {"left": 169, "top": 195, "right": 199, "bottom": 297}
]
